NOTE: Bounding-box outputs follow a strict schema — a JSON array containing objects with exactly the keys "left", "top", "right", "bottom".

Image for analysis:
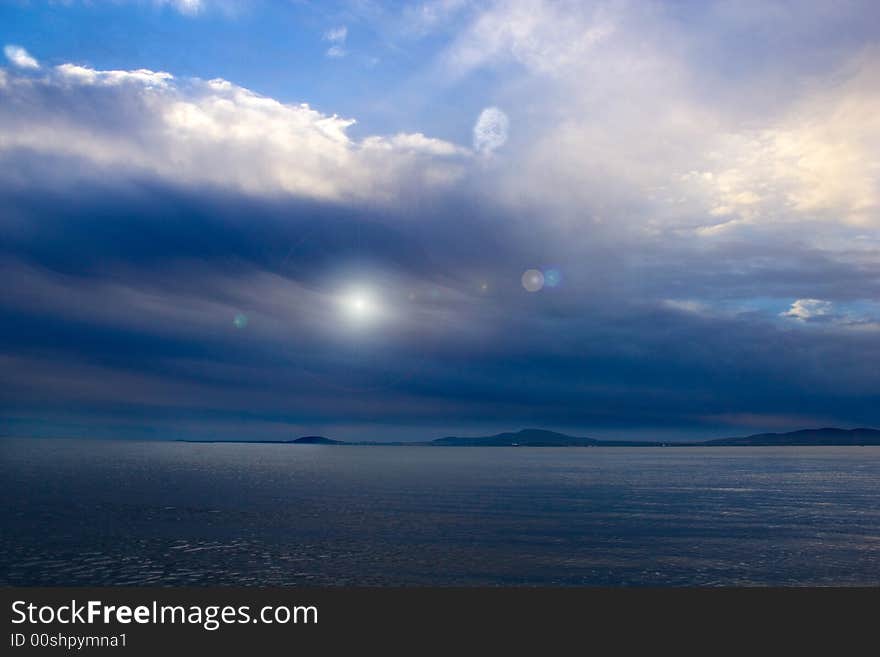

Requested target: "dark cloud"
[{"left": 3, "top": 177, "right": 879, "bottom": 441}]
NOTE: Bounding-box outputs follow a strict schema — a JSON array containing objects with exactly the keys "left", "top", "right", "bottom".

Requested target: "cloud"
[
  {"left": 401, "top": 0, "right": 471, "bottom": 36},
  {"left": 682, "top": 53, "right": 880, "bottom": 231},
  {"left": 431, "top": 1, "right": 880, "bottom": 245},
  {"left": 324, "top": 25, "right": 348, "bottom": 58},
  {"left": 781, "top": 298, "right": 833, "bottom": 321},
  {"left": 0, "top": 60, "right": 468, "bottom": 203},
  {"left": 441, "top": 0, "right": 614, "bottom": 78},
  {"left": 55, "top": 63, "right": 174, "bottom": 86},
  {"left": 661, "top": 299, "right": 708, "bottom": 316},
  {"left": 3, "top": 176, "right": 880, "bottom": 439},
  {"left": 56, "top": 1, "right": 238, "bottom": 17},
  {"left": 324, "top": 26, "right": 348, "bottom": 43},
  {"left": 4, "top": 45, "right": 40, "bottom": 70},
  {"left": 154, "top": 0, "right": 204, "bottom": 15},
  {"left": 4, "top": 4, "right": 880, "bottom": 439},
  {"left": 472, "top": 107, "right": 508, "bottom": 154}
]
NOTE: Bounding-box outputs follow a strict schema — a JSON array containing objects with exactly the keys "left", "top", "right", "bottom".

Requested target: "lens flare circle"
[
  {"left": 544, "top": 268, "right": 562, "bottom": 287},
  {"left": 521, "top": 269, "right": 544, "bottom": 292}
]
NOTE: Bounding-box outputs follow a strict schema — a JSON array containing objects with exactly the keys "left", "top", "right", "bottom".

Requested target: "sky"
[{"left": 1, "top": 0, "right": 879, "bottom": 441}]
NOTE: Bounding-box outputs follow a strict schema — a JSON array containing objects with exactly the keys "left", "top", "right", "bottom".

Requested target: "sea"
[{"left": 2, "top": 438, "right": 879, "bottom": 586}]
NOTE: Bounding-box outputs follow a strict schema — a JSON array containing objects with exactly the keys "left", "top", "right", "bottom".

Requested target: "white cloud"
[
  {"left": 56, "top": 63, "right": 174, "bottom": 87},
  {"left": 662, "top": 299, "right": 707, "bottom": 315},
  {"left": 441, "top": 0, "right": 614, "bottom": 78},
  {"left": 402, "top": 0, "right": 471, "bottom": 36},
  {"left": 781, "top": 299, "right": 833, "bottom": 321},
  {"left": 433, "top": 1, "right": 880, "bottom": 243},
  {"left": 324, "top": 26, "right": 348, "bottom": 58},
  {"left": 366, "top": 132, "right": 468, "bottom": 157},
  {"left": 0, "top": 61, "right": 469, "bottom": 203},
  {"left": 681, "top": 54, "right": 880, "bottom": 231},
  {"left": 324, "top": 26, "right": 348, "bottom": 43},
  {"left": 155, "top": 0, "right": 204, "bottom": 15},
  {"left": 60, "top": 1, "right": 239, "bottom": 17},
  {"left": 472, "top": 107, "right": 508, "bottom": 154},
  {"left": 4, "top": 45, "right": 40, "bottom": 70}
]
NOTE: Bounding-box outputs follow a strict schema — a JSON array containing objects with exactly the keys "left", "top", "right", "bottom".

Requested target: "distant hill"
[
  {"left": 290, "top": 436, "right": 345, "bottom": 445},
  {"left": 706, "top": 427, "right": 880, "bottom": 446},
  {"left": 432, "top": 429, "right": 600, "bottom": 447},
  {"left": 431, "top": 428, "right": 682, "bottom": 447}
]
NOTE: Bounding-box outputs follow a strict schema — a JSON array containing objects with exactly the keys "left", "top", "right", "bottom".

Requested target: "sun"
[{"left": 339, "top": 288, "right": 380, "bottom": 324}]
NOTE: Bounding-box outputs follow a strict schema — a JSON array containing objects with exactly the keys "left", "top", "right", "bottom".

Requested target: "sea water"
[{"left": 2, "top": 439, "right": 879, "bottom": 586}]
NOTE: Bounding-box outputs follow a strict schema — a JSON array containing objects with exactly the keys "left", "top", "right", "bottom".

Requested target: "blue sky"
[
  {"left": 1, "top": 1, "right": 879, "bottom": 441},
  {"left": 0, "top": 1, "right": 501, "bottom": 141}
]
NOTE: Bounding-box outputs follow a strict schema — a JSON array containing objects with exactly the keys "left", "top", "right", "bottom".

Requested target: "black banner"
[{"left": 2, "top": 587, "right": 877, "bottom": 654}]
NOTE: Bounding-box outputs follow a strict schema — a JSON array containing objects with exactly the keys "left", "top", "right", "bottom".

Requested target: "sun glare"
[{"left": 339, "top": 288, "right": 380, "bottom": 324}]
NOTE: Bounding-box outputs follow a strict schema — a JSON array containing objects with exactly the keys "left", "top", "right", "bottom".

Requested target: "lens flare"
[
  {"left": 521, "top": 269, "right": 544, "bottom": 292},
  {"left": 543, "top": 268, "right": 562, "bottom": 287}
]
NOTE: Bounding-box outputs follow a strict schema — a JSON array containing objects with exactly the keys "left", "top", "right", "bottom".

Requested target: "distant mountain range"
[
  {"left": 704, "top": 427, "right": 880, "bottom": 446},
  {"left": 432, "top": 429, "right": 597, "bottom": 447},
  {"left": 430, "top": 429, "right": 662, "bottom": 447},
  {"left": 274, "top": 427, "right": 880, "bottom": 447}
]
